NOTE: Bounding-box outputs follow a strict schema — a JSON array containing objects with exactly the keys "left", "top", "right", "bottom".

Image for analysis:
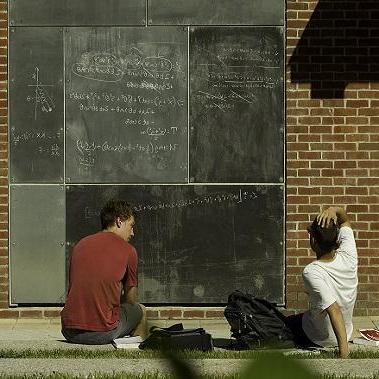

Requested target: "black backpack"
[
  {"left": 139, "top": 323, "right": 213, "bottom": 351},
  {"left": 224, "top": 290, "right": 295, "bottom": 349}
]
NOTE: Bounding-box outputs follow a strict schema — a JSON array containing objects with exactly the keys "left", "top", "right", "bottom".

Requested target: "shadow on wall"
[{"left": 289, "top": 0, "right": 379, "bottom": 99}]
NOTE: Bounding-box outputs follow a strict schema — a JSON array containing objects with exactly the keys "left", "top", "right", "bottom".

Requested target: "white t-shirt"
[{"left": 302, "top": 226, "right": 358, "bottom": 347}]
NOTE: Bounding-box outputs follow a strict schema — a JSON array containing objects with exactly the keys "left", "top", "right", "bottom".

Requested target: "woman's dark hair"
[
  {"left": 100, "top": 199, "right": 134, "bottom": 230},
  {"left": 308, "top": 217, "right": 339, "bottom": 253}
]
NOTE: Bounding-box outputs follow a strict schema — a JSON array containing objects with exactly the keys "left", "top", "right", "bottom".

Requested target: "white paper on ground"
[
  {"left": 112, "top": 335, "right": 143, "bottom": 349},
  {"left": 353, "top": 337, "right": 379, "bottom": 347}
]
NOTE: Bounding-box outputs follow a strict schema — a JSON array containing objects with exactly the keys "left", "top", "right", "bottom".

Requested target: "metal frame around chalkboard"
[{"left": 7, "top": 0, "right": 287, "bottom": 307}]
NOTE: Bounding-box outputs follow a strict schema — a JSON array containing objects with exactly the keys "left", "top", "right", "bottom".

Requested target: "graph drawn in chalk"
[{"left": 27, "top": 67, "right": 55, "bottom": 120}]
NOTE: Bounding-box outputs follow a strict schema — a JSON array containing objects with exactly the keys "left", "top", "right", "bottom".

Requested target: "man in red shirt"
[{"left": 61, "top": 199, "right": 146, "bottom": 344}]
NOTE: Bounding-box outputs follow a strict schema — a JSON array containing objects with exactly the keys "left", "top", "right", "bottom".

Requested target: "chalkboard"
[
  {"left": 9, "top": 0, "right": 145, "bottom": 26},
  {"left": 148, "top": 0, "right": 284, "bottom": 26},
  {"left": 66, "top": 185, "right": 284, "bottom": 304},
  {"left": 65, "top": 27, "right": 188, "bottom": 183},
  {"left": 10, "top": 185, "right": 66, "bottom": 304},
  {"left": 9, "top": 27, "right": 64, "bottom": 183},
  {"left": 189, "top": 27, "right": 284, "bottom": 183}
]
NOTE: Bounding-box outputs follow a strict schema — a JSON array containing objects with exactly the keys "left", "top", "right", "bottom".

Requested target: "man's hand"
[
  {"left": 121, "top": 286, "right": 138, "bottom": 305},
  {"left": 317, "top": 207, "right": 338, "bottom": 228},
  {"left": 317, "top": 207, "right": 350, "bottom": 228},
  {"left": 326, "top": 302, "right": 349, "bottom": 359}
]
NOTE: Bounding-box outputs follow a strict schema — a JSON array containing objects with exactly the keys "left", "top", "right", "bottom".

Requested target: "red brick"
[
  {"left": 146, "top": 310, "right": 159, "bottom": 318},
  {"left": 206, "top": 310, "right": 224, "bottom": 318},
  {"left": 0, "top": 310, "right": 19, "bottom": 318},
  {"left": 19, "top": 310, "right": 44, "bottom": 318},
  {"left": 183, "top": 310, "right": 205, "bottom": 318},
  {"left": 321, "top": 169, "right": 343, "bottom": 177},
  {"left": 334, "top": 143, "right": 357, "bottom": 151},
  {"left": 359, "top": 143, "right": 379, "bottom": 151},
  {"left": 159, "top": 310, "right": 182, "bottom": 319},
  {"left": 345, "top": 187, "right": 368, "bottom": 196},
  {"left": 309, "top": 178, "right": 333, "bottom": 186},
  {"left": 322, "top": 152, "right": 345, "bottom": 159},
  {"left": 357, "top": 178, "right": 379, "bottom": 186},
  {"left": 334, "top": 161, "right": 357, "bottom": 169},
  {"left": 43, "top": 310, "right": 62, "bottom": 318}
]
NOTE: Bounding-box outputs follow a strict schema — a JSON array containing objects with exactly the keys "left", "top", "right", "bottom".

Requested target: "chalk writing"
[
  {"left": 141, "top": 126, "right": 179, "bottom": 140},
  {"left": 123, "top": 118, "right": 154, "bottom": 127},
  {"left": 83, "top": 189, "right": 258, "bottom": 219},
  {"left": 33, "top": 143, "right": 62, "bottom": 157},
  {"left": 26, "top": 67, "right": 55, "bottom": 120},
  {"left": 195, "top": 89, "right": 257, "bottom": 112},
  {"left": 76, "top": 139, "right": 180, "bottom": 168},
  {"left": 12, "top": 127, "right": 62, "bottom": 157},
  {"left": 66, "top": 33, "right": 187, "bottom": 181},
  {"left": 132, "top": 189, "right": 258, "bottom": 213},
  {"left": 72, "top": 51, "right": 180, "bottom": 84},
  {"left": 12, "top": 129, "right": 62, "bottom": 145}
]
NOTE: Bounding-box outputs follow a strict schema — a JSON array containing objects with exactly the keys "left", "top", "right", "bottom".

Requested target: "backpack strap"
[
  {"left": 150, "top": 323, "right": 184, "bottom": 333},
  {"left": 150, "top": 323, "right": 206, "bottom": 335}
]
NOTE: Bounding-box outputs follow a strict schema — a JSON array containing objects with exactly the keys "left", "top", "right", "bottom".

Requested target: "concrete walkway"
[{"left": 0, "top": 316, "right": 378, "bottom": 377}]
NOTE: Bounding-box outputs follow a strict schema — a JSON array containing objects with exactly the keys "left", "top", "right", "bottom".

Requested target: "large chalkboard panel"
[
  {"left": 65, "top": 27, "right": 188, "bottom": 183},
  {"left": 10, "top": 185, "right": 66, "bottom": 304},
  {"left": 190, "top": 27, "right": 284, "bottom": 183},
  {"left": 149, "top": 0, "right": 284, "bottom": 26},
  {"left": 9, "top": 27, "right": 64, "bottom": 183},
  {"left": 66, "top": 185, "right": 284, "bottom": 304},
  {"left": 10, "top": 0, "right": 145, "bottom": 26}
]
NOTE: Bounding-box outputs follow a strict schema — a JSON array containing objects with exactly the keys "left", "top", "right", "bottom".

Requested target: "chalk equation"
[
  {"left": 219, "top": 46, "right": 280, "bottom": 65},
  {"left": 82, "top": 189, "right": 258, "bottom": 219},
  {"left": 26, "top": 67, "right": 55, "bottom": 120},
  {"left": 140, "top": 126, "right": 179, "bottom": 140},
  {"left": 194, "top": 89, "right": 257, "bottom": 112},
  {"left": 76, "top": 139, "right": 181, "bottom": 169},
  {"left": 69, "top": 91, "right": 185, "bottom": 109},
  {"left": 76, "top": 139, "right": 179, "bottom": 156},
  {"left": 132, "top": 189, "right": 258, "bottom": 213},
  {"left": 12, "top": 129, "right": 62, "bottom": 145},
  {"left": 11, "top": 127, "right": 62, "bottom": 158},
  {"left": 72, "top": 50, "right": 183, "bottom": 85}
]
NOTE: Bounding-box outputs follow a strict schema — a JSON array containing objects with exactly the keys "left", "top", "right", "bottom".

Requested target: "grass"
[
  {"left": 0, "top": 348, "right": 379, "bottom": 359},
  {"left": 0, "top": 374, "right": 379, "bottom": 379}
]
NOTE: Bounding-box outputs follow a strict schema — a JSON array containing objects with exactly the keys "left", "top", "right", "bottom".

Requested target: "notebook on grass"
[
  {"left": 353, "top": 329, "right": 379, "bottom": 347},
  {"left": 112, "top": 335, "right": 143, "bottom": 349}
]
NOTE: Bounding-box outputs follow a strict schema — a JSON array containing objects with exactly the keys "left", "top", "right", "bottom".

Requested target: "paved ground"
[{"left": 0, "top": 316, "right": 378, "bottom": 377}]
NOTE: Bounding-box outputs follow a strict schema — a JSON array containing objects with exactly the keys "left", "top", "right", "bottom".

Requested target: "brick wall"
[
  {"left": 0, "top": 0, "right": 378, "bottom": 319},
  {"left": 287, "top": 0, "right": 379, "bottom": 316}
]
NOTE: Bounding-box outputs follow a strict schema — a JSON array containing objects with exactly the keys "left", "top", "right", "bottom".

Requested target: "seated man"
[
  {"left": 286, "top": 207, "right": 358, "bottom": 358},
  {"left": 61, "top": 199, "right": 147, "bottom": 344}
]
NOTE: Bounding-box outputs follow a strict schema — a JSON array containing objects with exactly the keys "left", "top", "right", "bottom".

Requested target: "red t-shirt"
[{"left": 61, "top": 231, "right": 138, "bottom": 331}]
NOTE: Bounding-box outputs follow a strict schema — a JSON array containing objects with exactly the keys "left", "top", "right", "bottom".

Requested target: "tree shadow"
[{"left": 289, "top": 0, "right": 379, "bottom": 99}]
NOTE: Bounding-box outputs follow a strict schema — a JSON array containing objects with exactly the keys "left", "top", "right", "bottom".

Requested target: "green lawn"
[
  {"left": 0, "top": 373, "right": 378, "bottom": 379},
  {"left": 1, "top": 350, "right": 378, "bottom": 379},
  {"left": 0, "top": 348, "right": 378, "bottom": 359}
]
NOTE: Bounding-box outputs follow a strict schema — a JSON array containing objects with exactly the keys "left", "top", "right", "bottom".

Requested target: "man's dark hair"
[
  {"left": 308, "top": 217, "right": 339, "bottom": 254},
  {"left": 100, "top": 199, "right": 134, "bottom": 230}
]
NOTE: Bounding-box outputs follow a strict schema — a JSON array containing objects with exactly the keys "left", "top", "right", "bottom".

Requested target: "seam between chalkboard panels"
[
  {"left": 61, "top": 183, "right": 285, "bottom": 187},
  {"left": 146, "top": 0, "right": 149, "bottom": 27},
  {"left": 187, "top": 25, "right": 190, "bottom": 184},
  {"left": 63, "top": 27, "right": 66, "bottom": 186}
]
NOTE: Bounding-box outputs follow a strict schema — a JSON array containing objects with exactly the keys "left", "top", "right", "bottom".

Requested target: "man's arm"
[
  {"left": 317, "top": 207, "right": 351, "bottom": 228},
  {"left": 326, "top": 302, "right": 349, "bottom": 359},
  {"left": 121, "top": 286, "right": 138, "bottom": 305}
]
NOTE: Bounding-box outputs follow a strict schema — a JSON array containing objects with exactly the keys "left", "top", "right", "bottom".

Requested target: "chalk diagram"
[{"left": 27, "top": 67, "right": 55, "bottom": 120}]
